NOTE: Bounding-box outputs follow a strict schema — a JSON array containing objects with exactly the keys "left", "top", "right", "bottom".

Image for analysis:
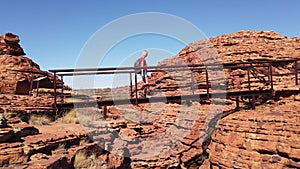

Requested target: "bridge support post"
[
  {"left": 295, "top": 60, "right": 298, "bottom": 85},
  {"left": 135, "top": 72, "right": 138, "bottom": 105},
  {"left": 53, "top": 72, "right": 57, "bottom": 113},
  {"left": 205, "top": 67, "right": 209, "bottom": 100},
  {"left": 251, "top": 95, "right": 256, "bottom": 109},
  {"left": 29, "top": 77, "right": 33, "bottom": 96},
  {"left": 191, "top": 71, "right": 195, "bottom": 95},
  {"left": 235, "top": 96, "right": 239, "bottom": 110},
  {"left": 35, "top": 79, "right": 40, "bottom": 97},
  {"left": 103, "top": 105, "right": 107, "bottom": 119},
  {"left": 269, "top": 63, "right": 274, "bottom": 95},
  {"left": 130, "top": 73, "right": 133, "bottom": 99},
  {"left": 60, "top": 75, "right": 64, "bottom": 103}
]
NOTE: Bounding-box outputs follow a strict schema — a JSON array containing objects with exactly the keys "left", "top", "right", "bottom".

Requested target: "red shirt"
[{"left": 140, "top": 57, "right": 147, "bottom": 74}]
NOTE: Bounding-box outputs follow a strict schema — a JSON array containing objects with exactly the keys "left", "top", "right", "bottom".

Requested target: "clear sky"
[{"left": 1, "top": 0, "right": 299, "bottom": 88}]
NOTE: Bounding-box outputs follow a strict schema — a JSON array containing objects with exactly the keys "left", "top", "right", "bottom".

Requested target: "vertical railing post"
[
  {"left": 29, "top": 77, "right": 33, "bottom": 96},
  {"left": 235, "top": 96, "right": 239, "bottom": 110},
  {"left": 53, "top": 72, "right": 57, "bottom": 112},
  {"left": 247, "top": 67, "right": 251, "bottom": 106},
  {"left": 251, "top": 95, "right": 256, "bottom": 109},
  {"left": 135, "top": 72, "right": 138, "bottom": 105},
  {"left": 267, "top": 64, "right": 270, "bottom": 85},
  {"left": 269, "top": 63, "right": 274, "bottom": 95},
  {"left": 103, "top": 105, "right": 107, "bottom": 119},
  {"left": 36, "top": 79, "right": 40, "bottom": 97},
  {"left": 60, "top": 75, "right": 64, "bottom": 103},
  {"left": 247, "top": 67, "right": 251, "bottom": 90},
  {"left": 205, "top": 66, "right": 209, "bottom": 100},
  {"left": 191, "top": 71, "right": 195, "bottom": 95},
  {"left": 130, "top": 72, "right": 133, "bottom": 99},
  {"left": 295, "top": 60, "right": 298, "bottom": 85}
]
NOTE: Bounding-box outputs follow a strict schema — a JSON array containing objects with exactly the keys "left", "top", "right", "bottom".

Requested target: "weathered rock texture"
[
  {"left": 0, "top": 33, "right": 25, "bottom": 56},
  {"left": 131, "top": 30, "right": 300, "bottom": 168},
  {"left": 1, "top": 30, "right": 300, "bottom": 169},
  {"left": 207, "top": 95, "right": 300, "bottom": 168},
  {"left": 0, "top": 33, "right": 55, "bottom": 95},
  {"left": 146, "top": 30, "right": 300, "bottom": 97}
]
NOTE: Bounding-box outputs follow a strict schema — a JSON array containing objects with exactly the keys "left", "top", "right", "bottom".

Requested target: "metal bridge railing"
[{"left": 48, "top": 59, "right": 299, "bottom": 112}]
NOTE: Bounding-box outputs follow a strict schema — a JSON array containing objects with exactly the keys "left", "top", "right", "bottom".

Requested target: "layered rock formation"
[
  {"left": 74, "top": 30, "right": 300, "bottom": 168},
  {"left": 0, "top": 33, "right": 25, "bottom": 56},
  {"left": 1, "top": 30, "right": 300, "bottom": 169},
  {"left": 0, "top": 33, "right": 54, "bottom": 94},
  {"left": 132, "top": 30, "right": 300, "bottom": 168},
  {"left": 148, "top": 30, "right": 300, "bottom": 96},
  {"left": 206, "top": 95, "right": 300, "bottom": 168}
]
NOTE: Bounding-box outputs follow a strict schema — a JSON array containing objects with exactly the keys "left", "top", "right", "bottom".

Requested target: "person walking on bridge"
[
  {"left": 140, "top": 50, "right": 149, "bottom": 84},
  {"left": 134, "top": 50, "right": 149, "bottom": 98}
]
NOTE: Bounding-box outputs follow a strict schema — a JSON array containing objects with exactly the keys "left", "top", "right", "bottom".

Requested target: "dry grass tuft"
[
  {"left": 79, "top": 138, "right": 91, "bottom": 146},
  {"left": 29, "top": 114, "right": 52, "bottom": 126},
  {"left": 61, "top": 109, "right": 79, "bottom": 124},
  {"left": 74, "top": 150, "right": 102, "bottom": 169},
  {"left": 56, "top": 143, "right": 66, "bottom": 150},
  {"left": 76, "top": 108, "right": 102, "bottom": 124},
  {"left": 9, "top": 153, "right": 28, "bottom": 165},
  {"left": 59, "top": 108, "right": 103, "bottom": 126}
]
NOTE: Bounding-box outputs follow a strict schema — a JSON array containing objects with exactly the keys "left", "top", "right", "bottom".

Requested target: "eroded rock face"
[
  {"left": 133, "top": 30, "right": 300, "bottom": 168},
  {"left": 147, "top": 30, "right": 300, "bottom": 96},
  {"left": 0, "top": 33, "right": 25, "bottom": 56},
  {"left": 177, "top": 30, "right": 300, "bottom": 63},
  {"left": 1, "top": 30, "right": 299, "bottom": 168},
  {"left": 207, "top": 95, "right": 300, "bottom": 168},
  {"left": 0, "top": 33, "right": 54, "bottom": 94}
]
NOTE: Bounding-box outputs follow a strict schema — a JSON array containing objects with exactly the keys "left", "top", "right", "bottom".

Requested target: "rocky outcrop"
[
  {"left": 0, "top": 33, "right": 55, "bottom": 95},
  {"left": 206, "top": 95, "right": 300, "bottom": 168},
  {"left": 0, "top": 33, "right": 25, "bottom": 56},
  {"left": 71, "top": 102, "right": 225, "bottom": 169},
  {"left": 132, "top": 30, "right": 300, "bottom": 168},
  {"left": 0, "top": 94, "right": 54, "bottom": 116},
  {"left": 147, "top": 30, "right": 300, "bottom": 96},
  {"left": 1, "top": 30, "right": 300, "bottom": 168},
  {"left": 174, "top": 30, "right": 300, "bottom": 64},
  {"left": 0, "top": 123, "right": 87, "bottom": 168}
]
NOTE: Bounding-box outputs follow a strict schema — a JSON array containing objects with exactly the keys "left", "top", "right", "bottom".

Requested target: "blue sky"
[{"left": 1, "top": 0, "right": 299, "bottom": 88}]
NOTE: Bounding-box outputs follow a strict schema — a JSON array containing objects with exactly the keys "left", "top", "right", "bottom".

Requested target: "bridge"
[{"left": 49, "top": 59, "right": 299, "bottom": 116}]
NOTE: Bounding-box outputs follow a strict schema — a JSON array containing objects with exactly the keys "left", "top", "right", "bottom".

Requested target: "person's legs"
[{"left": 141, "top": 73, "right": 149, "bottom": 98}]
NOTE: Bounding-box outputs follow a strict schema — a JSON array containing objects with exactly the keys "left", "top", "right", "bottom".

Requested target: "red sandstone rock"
[
  {"left": 0, "top": 33, "right": 25, "bottom": 56},
  {"left": 0, "top": 33, "right": 59, "bottom": 95},
  {"left": 206, "top": 95, "right": 300, "bottom": 168},
  {"left": 1, "top": 30, "right": 300, "bottom": 169},
  {"left": 146, "top": 30, "right": 300, "bottom": 97}
]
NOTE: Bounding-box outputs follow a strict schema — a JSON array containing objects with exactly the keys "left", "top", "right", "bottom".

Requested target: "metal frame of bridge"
[{"left": 49, "top": 59, "right": 299, "bottom": 114}]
